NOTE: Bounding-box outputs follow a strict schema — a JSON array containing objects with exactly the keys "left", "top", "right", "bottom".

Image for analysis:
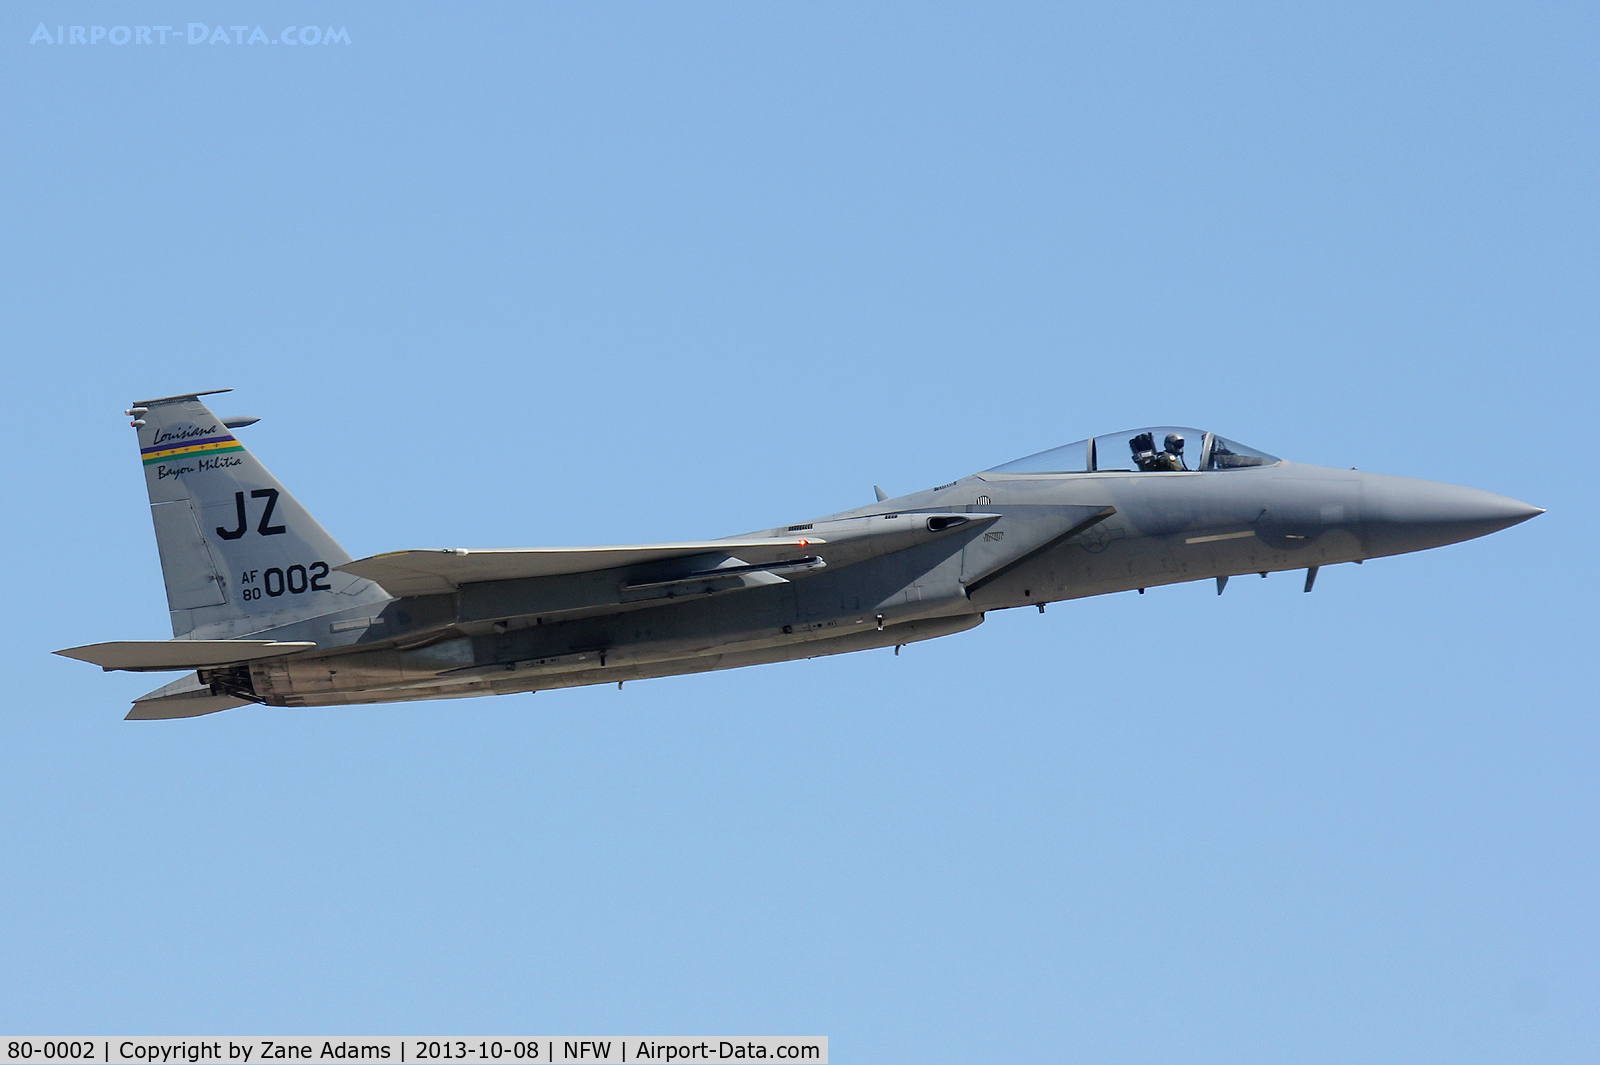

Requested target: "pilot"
[
  {"left": 1129, "top": 431, "right": 1188, "bottom": 471},
  {"left": 1157, "top": 432, "right": 1188, "bottom": 471}
]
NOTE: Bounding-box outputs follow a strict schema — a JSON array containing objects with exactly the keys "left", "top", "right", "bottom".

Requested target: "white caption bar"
[{"left": 0, "top": 1041, "right": 825, "bottom": 1065}]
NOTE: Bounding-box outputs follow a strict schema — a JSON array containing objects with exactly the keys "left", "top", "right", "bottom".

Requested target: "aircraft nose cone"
[{"left": 1361, "top": 473, "right": 1543, "bottom": 557}]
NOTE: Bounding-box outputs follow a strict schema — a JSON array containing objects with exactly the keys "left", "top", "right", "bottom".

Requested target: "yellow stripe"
[{"left": 146, "top": 440, "right": 235, "bottom": 456}]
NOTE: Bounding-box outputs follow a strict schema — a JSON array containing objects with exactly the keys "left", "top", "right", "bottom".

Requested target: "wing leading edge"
[{"left": 335, "top": 538, "right": 826, "bottom": 596}]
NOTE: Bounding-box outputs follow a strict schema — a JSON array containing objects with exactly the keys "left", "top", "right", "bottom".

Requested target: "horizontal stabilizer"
[
  {"left": 126, "top": 673, "right": 252, "bottom": 719},
  {"left": 337, "top": 538, "right": 826, "bottom": 596},
  {"left": 55, "top": 640, "right": 316, "bottom": 672}
]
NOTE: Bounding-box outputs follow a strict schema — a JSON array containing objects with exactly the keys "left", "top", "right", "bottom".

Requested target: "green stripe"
[{"left": 142, "top": 444, "right": 246, "bottom": 466}]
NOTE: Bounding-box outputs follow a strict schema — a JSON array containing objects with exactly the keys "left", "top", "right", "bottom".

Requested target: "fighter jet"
[{"left": 57, "top": 391, "right": 1542, "bottom": 719}]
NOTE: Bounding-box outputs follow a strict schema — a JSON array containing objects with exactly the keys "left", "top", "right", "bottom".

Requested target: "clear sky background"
[{"left": 2, "top": 3, "right": 1595, "bottom": 1061}]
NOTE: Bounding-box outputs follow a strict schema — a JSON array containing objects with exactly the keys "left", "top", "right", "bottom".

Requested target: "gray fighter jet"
[{"left": 57, "top": 391, "right": 1543, "bottom": 719}]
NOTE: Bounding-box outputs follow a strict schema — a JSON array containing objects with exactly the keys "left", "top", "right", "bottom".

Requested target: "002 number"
[{"left": 240, "top": 562, "right": 331, "bottom": 601}]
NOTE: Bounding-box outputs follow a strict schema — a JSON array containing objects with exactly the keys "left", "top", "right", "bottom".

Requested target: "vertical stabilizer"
[{"left": 130, "top": 391, "right": 389, "bottom": 637}]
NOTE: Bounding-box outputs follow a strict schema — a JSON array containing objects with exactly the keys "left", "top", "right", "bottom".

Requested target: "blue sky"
[{"left": 2, "top": 3, "right": 1596, "bottom": 1060}]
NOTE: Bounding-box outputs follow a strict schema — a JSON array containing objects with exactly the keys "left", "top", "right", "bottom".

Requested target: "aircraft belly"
[
  {"left": 494, "top": 613, "right": 986, "bottom": 695},
  {"left": 269, "top": 679, "right": 502, "bottom": 708},
  {"left": 253, "top": 613, "right": 985, "bottom": 707}
]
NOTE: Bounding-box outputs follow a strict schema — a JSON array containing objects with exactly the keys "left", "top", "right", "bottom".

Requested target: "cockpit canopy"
[{"left": 988, "top": 427, "right": 1280, "bottom": 474}]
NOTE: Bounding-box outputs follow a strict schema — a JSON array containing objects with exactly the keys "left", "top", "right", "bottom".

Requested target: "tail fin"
[{"left": 131, "top": 390, "right": 387, "bottom": 637}]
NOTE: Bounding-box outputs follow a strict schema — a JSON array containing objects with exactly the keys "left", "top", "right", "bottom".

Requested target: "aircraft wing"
[
  {"left": 336, "top": 538, "right": 826, "bottom": 596},
  {"left": 54, "top": 640, "right": 317, "bottom": 671}
]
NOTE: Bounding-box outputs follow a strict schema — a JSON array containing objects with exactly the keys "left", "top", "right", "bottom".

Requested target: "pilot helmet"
[{"left": 1164, "top": 432, "right": 1185, "bottom": 453}]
